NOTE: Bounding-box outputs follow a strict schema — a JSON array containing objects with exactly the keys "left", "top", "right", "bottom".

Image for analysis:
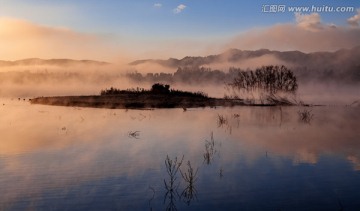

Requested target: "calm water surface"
[{"left": 0, "top": 99, "right": 359, "bottom": 210}]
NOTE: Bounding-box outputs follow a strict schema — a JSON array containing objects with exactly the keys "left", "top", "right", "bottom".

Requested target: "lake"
[{"left": 0, "top": 99, "right": 359, "bottom": 210}]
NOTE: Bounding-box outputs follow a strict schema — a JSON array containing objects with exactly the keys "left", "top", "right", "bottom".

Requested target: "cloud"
[
  {"left": 223, "top": 13, "right": 360, "bottom": 52},
  {"left": 295, "top": 12, "right": 323, "bottom": 31},
  {"left": 0, "top": 17, "right": 124, "bottom": 61},
  {"left": 328, "top": 23, "right": 337, "bottom": 29},
  {"left": 154, "top": 3, "right": 162, "bottom": 8},
  {"left": 173, "top": 4, "right": 186, "bottom": 14},
  {"left": 347, "top": 8, "right": 360, "bottom": 27}
]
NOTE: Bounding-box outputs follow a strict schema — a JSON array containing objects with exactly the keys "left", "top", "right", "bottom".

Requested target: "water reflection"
[
  {"left": 180, "top": 161, "right": 198, "bottom": 206},
  {"left": 0, "top": 99, "right": 359, "bottom": 209},
  {"left": 162, "top": 155, "right": 199, "bottom": 209},
  {"left": 147, "top": 186, "right": 156, "bottom": 210}
]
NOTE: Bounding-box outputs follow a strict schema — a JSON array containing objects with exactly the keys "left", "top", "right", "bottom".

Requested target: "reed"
[
  {"left": 217, "top": 114, "right": 228, "bottom": 127},
  {"left": 163, "top": 155, "right": 184, "bottom": 210},
  {"left": 204, "top": 132, "right": 216, "bottom": 165},
  {"left": 180, "top": 161, "right": 199, "bottom": 205}
]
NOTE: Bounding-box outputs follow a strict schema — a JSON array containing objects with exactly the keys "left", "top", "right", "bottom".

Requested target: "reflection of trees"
[
  {"left": 164, "top": 155, "right": 183, "bottom": 211},
  {"left": 237, "top": 107, "right": 288, "bottom": 126},
  {"left": 180, "top": 161, "right": 198, "bottom": 205}
]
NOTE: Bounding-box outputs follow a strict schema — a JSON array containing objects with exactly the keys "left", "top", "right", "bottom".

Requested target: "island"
[{"left": 30, "top": 83, "right": 246, "bottom": 109}]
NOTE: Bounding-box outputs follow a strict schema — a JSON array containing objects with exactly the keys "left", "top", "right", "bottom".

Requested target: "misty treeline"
[
  {"left": 126, "top": 66, "right": 299, "bottom": 91},
  {"left": 127, "top": 66, "right": 360, "bottom": 86},
  {"left": 126, "top": 66, "right": 236, "bottom": 85}
]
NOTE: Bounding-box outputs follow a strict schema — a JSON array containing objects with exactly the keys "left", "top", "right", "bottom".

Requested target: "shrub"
[{"left": 151, "top": 83, "right": 170, "bottom": 93}]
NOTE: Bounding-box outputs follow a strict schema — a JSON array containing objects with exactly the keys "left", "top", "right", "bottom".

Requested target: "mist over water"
[{"left": 0, "top": 64, "right": 133, "bottom": 97}]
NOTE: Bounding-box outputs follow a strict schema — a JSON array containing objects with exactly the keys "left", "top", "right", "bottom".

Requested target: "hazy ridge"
[
  {"left": 0, "top": 58, "right": 109, "bottom": 67},
  {"left": 131, "top": 46, "right": 360, "bottom": 69}
]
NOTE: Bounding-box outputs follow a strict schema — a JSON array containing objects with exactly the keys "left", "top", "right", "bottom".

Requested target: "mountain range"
[{"left": 130, "top": 46, "right": 360, "bottom": 83}]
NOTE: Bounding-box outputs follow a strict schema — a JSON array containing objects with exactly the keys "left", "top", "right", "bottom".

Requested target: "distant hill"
[
  {"left": 0, "top": 58, "right": 110, "bottom": 67},
  {"left": 130, "top": 46, "right": 360, "bottom": 83}
]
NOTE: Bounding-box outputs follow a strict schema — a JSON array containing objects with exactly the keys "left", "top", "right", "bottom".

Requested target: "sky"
[{"left": 0, "top": 0, "right": 360, "bottom": 62}]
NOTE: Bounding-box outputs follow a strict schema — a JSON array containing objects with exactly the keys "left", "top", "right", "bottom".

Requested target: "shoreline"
[{"left": 30, "top": 94, "right": 246, "bottom": 109}]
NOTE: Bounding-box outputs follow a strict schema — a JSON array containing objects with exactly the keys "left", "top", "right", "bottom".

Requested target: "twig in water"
[{"left": 128, "top": 131, "right": 140, "bottom": 139}]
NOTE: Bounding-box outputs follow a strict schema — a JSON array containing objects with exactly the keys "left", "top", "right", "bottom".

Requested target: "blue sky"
[
  {"left": 0, "top": 0, "right": 359, "bottom": 60},
  {"left": 2, "top": 0, "right": 359, "bottom": 35}
]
